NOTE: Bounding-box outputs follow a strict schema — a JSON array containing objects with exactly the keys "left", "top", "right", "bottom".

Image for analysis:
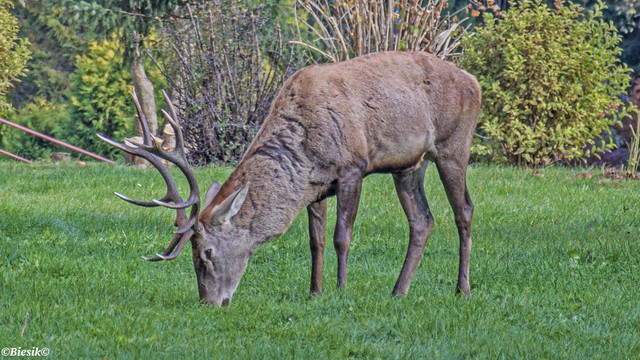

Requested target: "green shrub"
[
  {"left": 461, "top": 0, "right": 633, "bottom": 166},
  {"left": 66, "top": 37, "right": 134, "bottom": 158},
  {"left": 0, "top": 0, "right": 30, "bottom": 111},
  {"left": 0, "top": 38, "right": 130, "bottom": 161},
  {"left": 0, "top": 99, "right": 71, "bottom": 160}
]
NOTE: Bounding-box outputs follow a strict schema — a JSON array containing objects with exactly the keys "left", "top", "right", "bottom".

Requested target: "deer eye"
[{"left": 204, "top": 249, "right": 213, "bottom": 261}]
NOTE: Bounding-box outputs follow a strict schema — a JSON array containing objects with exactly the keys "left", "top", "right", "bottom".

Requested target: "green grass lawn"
[{"left": 1, "top": 161, "right": 639, "bottom": 358}]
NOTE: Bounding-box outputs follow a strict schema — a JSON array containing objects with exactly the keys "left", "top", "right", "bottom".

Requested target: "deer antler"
[{"left": 98, "top": 88, "right": 200, "bottom": 261}]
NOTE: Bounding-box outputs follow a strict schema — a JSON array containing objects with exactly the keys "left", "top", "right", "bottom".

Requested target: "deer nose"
[{"left": 221, "top": 298, "right": 230, "bottom": 306}]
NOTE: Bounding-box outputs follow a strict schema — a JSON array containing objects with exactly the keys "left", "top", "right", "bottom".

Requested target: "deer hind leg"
[
  {"left": 333, "top": 166, "right": 364, "bottom": 290},
  {"left": 307, "top": 199, "right": 327, "bottom": 295},
  {"left": 435, "top": 158, "right": 474, "bottom": 297},
  {"left": 392, "top": 161, "right": 434, "bottom": 296}
]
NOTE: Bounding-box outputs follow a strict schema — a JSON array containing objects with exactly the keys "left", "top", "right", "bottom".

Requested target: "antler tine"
[
  {"left": 147, "top": 91, "right": 200, "bottom": 211},
  {"left": 142, "top": 229, "right": 193, "bottom": 262},
  {"left": 163, "top": 89, "right": 178, "bottom": 118},
  {"left": 110, "top": 89, "right": 200, "bottom": 212},
  {"left": 97, "top": 133, "right": 190, "bottom": 219},
  {"left": 100, "top": 88, "right": 200, "bottom": 264},
  {"left": 114, "top": 191, "right": 159, "bottom": 208},
  {"left": 150, "top": 149, "right": 199, "bottom": 210},
  {"left": 162, "top": 89, "right": 185, "bottom": 152},
  {"left": 131, "top": 87, "right": 153, "bottom": 147}
]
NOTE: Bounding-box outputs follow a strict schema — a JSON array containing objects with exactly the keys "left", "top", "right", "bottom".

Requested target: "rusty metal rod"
[
  {"left": 0, "top": 149, "right": 32, "bottom": 163},
  {"left": 0, "top": 117, "right": 114, "bottom": 164}
]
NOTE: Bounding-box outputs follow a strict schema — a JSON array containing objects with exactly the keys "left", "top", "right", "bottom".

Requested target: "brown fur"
[{"left": 190, "top": 51, "right": 481, "bottom": 306}]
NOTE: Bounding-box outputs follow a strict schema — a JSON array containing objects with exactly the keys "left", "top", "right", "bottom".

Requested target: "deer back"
[{"left": 204, "top": 51, "right": 480, "bottom": 238}]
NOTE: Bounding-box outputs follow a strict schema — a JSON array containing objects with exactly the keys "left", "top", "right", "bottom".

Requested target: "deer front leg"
[
  {"left": 334, "top": 167, "right": 364, "bottom": 290},
  {"left": 307, "top": 199, "right": 327, "bottom": 295},
  {"left": 392, "top": 162, "right": 434, "bottom": 296}
]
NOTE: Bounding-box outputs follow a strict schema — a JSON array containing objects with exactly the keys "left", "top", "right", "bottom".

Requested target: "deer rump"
[{"left": 101, "top": 51, "right": 481, "bottom": 307}]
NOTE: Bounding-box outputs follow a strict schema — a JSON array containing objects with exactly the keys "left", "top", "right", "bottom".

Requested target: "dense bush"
[
  {"left": 8, "top": 0, "right": 80, "bottom": 109},
  {"left": 583, "top": 0, "right": 640, "bottom": 73},
  {"left": 0, "top": 0, "right": 30, "bottom": 111},
  {"left": 1, "top": 37, "right": 136, "bottom": 160},
  {"left": 0, "top": 100, "right": 70, "bottom": 159},
  {"left": 158, "top": 1, "right": 299, "bottom": 165},
  {"left": 461, "top": 0, "right": 633, "bottom": 166},
  {"left": 65, "top": 38, "right": 134, "bottom": 158}
]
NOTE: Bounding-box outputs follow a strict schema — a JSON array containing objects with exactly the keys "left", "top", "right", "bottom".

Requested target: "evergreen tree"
[
  {"left": 9, "top": 0, "right": 78, "bottom": 108},
  {"left": 68, "top": 0, "right": 186, "bottom": 137}
]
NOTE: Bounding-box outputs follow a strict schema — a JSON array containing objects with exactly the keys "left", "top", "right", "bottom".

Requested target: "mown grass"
[{"left": 1, "top": 161, "right": 639, "bottom": 359}]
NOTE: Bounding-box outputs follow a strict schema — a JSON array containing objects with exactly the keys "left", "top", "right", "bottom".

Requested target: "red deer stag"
[{"left": 99, "top": 51, "right": 481, "bottom": 307}]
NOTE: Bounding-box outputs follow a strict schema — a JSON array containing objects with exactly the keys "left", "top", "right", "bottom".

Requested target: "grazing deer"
[{"left": 100, "top": 51, "right": 481, "bottom": 307}]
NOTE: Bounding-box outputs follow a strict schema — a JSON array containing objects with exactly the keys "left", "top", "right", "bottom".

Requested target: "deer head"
[{"left": 98, "top": 89, "right": 252, "bottom": 307}]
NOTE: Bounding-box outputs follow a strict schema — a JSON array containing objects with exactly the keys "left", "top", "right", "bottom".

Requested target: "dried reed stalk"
[{"left": 294, "top": 0, "right": 467, "bottom": 63}]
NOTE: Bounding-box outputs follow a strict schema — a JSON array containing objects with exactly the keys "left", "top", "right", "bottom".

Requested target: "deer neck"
[{"left": 220, "top": 137, "right": 318, "bottom": 245}]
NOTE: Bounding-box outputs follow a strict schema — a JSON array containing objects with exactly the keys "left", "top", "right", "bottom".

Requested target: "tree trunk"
[
  {"left": 130, "top": 35, "right": 158, "bottom": 137},
  {"left": 126, "top": 33, "right": 158, "bottom": 166}
]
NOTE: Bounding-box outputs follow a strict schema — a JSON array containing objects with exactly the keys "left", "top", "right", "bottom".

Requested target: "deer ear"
[
  {"left": 209, "top": 184, "right": 249, "bottom": 225},
  {"left": 203, "top": 181, "right": 221, "bottom": 208}
]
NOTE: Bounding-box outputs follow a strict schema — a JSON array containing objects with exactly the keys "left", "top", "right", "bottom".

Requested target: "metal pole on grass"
[
  {"left": 0, "top": 149, "right": 32, "bottom": 163},
  {"left": 0, "top": 117, "right": 114, "bottom": 164}
]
